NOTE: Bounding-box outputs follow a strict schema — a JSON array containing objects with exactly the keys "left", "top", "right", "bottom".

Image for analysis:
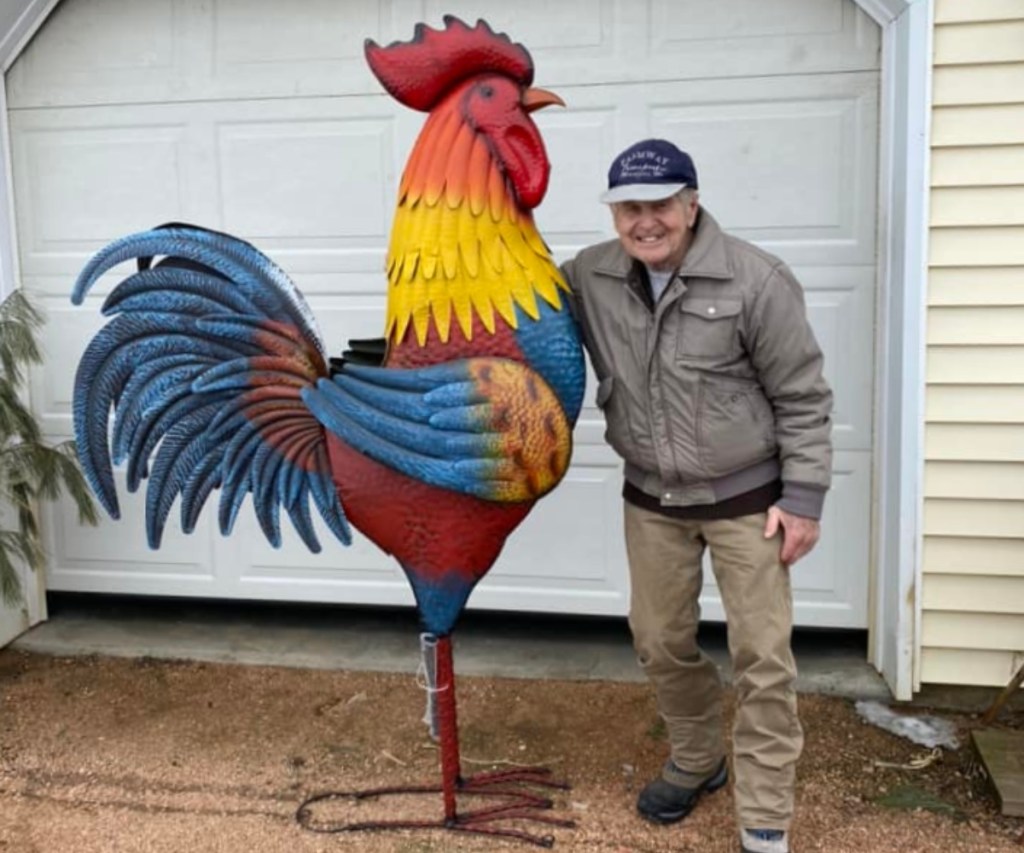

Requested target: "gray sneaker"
[
  {"left": 740, "top": 828, "right": 789, "bottom": 853},
  {"left": 636, "top": 757, "right": 728, "bottom": 824}
]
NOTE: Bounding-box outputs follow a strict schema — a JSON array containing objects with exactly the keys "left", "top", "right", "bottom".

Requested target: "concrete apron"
[{"left": 10, "top": 594, "right": 891, "bottom": 701}]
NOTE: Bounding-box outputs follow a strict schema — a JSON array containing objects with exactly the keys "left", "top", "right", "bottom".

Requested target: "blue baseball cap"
[{"left": 600, "top": 139, "right": 699, "bottom": 204}]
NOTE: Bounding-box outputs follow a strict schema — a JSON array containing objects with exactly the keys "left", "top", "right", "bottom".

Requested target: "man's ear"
[{"left": 686, "top": 192, "right": 700, "bottom": 226}]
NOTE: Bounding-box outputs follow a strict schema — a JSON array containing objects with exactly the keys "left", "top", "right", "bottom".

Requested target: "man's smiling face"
[{"left": 611, "top": 191, "right": 699, "bottom": 272}]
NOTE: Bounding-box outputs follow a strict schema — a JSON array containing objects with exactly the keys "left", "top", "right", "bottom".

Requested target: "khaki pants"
[{"left": 624, "top": 501, "right": 803, "bottom": 830}]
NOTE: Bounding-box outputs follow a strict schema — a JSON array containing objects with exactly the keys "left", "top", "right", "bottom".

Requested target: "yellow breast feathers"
[{"left": 385, "top": 107, "right": 568, "bottom": 346}]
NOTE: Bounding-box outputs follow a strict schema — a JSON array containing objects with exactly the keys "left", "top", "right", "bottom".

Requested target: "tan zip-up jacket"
[{"left": 562, "top": 209, "right": 833, "bottom": 519}]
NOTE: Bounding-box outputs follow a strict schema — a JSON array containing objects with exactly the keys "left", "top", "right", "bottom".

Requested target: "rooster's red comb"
[{"left": 365, "top": 16, "right": 535, "bottom": 112}]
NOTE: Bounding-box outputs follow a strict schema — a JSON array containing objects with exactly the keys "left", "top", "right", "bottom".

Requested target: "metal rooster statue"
[{"left": 70, "top": 15, "right": 584, "bottom": 848}]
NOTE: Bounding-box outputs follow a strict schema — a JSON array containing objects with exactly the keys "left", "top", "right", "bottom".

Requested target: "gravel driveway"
[{"left": 0, "top": 650, "right": 1020, "bottom": 852}]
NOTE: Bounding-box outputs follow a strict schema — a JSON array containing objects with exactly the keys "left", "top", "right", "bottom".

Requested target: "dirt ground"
[{"left": 0, "top": 649, "right": 1021, "bottom": 852}]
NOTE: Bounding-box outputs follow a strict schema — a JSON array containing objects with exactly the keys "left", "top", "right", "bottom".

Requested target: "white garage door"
[{"left": 8, "top": 0, "right": 878, "bottom": 627}]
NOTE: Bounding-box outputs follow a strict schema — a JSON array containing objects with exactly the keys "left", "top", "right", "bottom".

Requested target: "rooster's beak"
[{"left": 523, "top": 87, "right": 565, "bottom": 113}]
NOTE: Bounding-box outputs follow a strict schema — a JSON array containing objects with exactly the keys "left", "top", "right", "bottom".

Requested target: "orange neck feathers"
[{"left": 384, "top": 98, "right": 568, "bottom": 347}]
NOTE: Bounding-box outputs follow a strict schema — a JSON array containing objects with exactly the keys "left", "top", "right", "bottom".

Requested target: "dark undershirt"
[{"left": 623, "top": 479, "right": 782, "bottom": 520}]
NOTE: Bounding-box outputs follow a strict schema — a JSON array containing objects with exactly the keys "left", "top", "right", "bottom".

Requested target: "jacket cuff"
[{"left": 776, "top": 482, "right": 827, "bottom": 520}]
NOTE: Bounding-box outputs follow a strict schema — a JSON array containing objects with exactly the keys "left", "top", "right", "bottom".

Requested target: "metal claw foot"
[{"left": 296, "top": 768, "right": 575, "bottom": 848}]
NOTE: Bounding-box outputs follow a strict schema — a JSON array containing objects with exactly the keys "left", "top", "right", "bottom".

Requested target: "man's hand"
[{"left": 764, "top": 506, "right": 820, "bottom": 567}]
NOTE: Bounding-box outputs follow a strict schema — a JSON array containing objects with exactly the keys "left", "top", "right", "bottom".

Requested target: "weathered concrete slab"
[
  {"left": 972, "top": 728, "right": 1024, "bottom": 817},
  {"left": 10, "top": 594, "right": 891, "bottom": 699}
]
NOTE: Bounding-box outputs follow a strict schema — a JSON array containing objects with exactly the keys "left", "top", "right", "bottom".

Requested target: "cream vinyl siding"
[{"left": 923, "top": 0, "right": 1024, "bottom": 687}]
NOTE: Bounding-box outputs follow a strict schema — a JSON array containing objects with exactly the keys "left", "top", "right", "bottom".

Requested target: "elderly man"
[{"left": 561, "top": 139, "right": 833, "bottom": 853}]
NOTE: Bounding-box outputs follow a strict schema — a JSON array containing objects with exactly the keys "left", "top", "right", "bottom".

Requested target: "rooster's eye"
[{"left": 479, "top": 85, "right": 494, "bottom": 99}]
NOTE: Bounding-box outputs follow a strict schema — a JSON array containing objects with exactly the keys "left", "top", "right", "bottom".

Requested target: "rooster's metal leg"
[
  {"left": 436, "top": 633, "right": 461, "bottom": 821},
  {"left": 296, "top": 633, "right": 574, "bottom": 847}
]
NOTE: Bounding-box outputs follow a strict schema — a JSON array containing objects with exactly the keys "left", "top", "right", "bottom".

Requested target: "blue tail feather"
[
  {"left": 102, "top": 267, "right": 260, "bottom": 318},
  {"left": 72, "top": 223, "right": 350, "bottom": 551},
  {"left": 145, "top": 402, "right": 224, "bottom": 548},
  {"left": 74, "top": 227, "right": 324, "bottom": 354},
  {"left": 286, "top": 484, "right": 320, "bottom": 553}
]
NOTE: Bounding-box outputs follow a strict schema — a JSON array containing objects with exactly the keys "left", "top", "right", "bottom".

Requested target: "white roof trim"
[
  {"left": 0, "top": 0, "right": 60, "bottom": 301},
  {"left": 0, "top": 0, "right": 60, "bottom": 72},
  {"left": 857, "top": 0, "right": 917, "bottom": 26}
]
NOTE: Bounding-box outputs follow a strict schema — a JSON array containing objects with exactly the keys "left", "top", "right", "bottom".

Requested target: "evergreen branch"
[
  {"left": 0, "top": 377, "right": 42, "bottom": 445},
  {"left": 0, "top": 291, "right": 44, "bottom": 387},
  {"left": 0, "top": 291, "right": 97, "bottom": 607},
  {"left": 54, "top": 441, "right": 100, "bottom": 526},
  {"left": 0, "top": 528, "right": 35, "bottom": 607},
  {"left": 0, "top": 443, "right": 51, "bottom": 495}
]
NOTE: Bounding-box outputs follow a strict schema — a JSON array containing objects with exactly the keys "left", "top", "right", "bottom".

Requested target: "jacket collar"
[{"left": 592, "top": 208, "right": 734, "bottom": 282}]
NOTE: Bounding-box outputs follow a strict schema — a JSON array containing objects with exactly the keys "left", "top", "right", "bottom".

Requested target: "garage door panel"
[
  {"left": 43, "top": 469, "right": 216, "bottom": 588},
  {"left": 234, "top": 512, "right": 398, "bottom": 581},
  {"left": 218, "top": 117, "right": 396, "bottom": 241},
  {"left": 657, "top": 101, "right": 855, "bottom": 233},
  {"left": 800, "top": 266, "right": 875, "bottom": 452},
  {"left": 206, "top": 0, "right": 394, "bottom": 103},
  {"left": 304, "top": 300, "right": 389, "bottom": 356},
  {"left": 649, "top": 1, "right": 880, "bottom": 80},
  {"left": 424, "top": 0, "right": 613, "bottom": 57},
  {"left": 793, "top": 449, "right": 870, "bottom": 606},
  {"left": 244, "top": 250, "right": 385, "bottom": 281},
  {"left": 210, "top": 97, "right": 402, "bottom": 249},
  {"left": 660, "top": 0, "right": 845, "bottom": 41},
  {"left": 489, "top": 467, "right": 625, "bottom": 584},
  {"left": 11, "top": 98, "right": 402, "bottom": 280},
  {"left": 263, "top": 270, "right": 385, "bottom": 299},
  {"left": 6, "top": 0, "right": 181, "bottom": 109},
  {"left": 651, "top": 77, "right": 878, "bottom": 266},
  {"left": 791, "top": 451, "right": 871, "bottom": 599},
  {"left": 11, "top": 122, "right": 190, "bottom": 265},
  {"left": 6, "top": 0, "right": 389, "bottom": 108},
  {"left": 476, "top": 462, "right": 630, "bottom": 614},
  {"left": 28, "top": 297, "right": 99, "bottom": 437},
  {"left": 213, "top": 0, "right": 384, "bottom": 70},
  {"left": 535, "top": 74, "right": 878, "bottom": 269},
  {"left": 533, "top": 108, "right": 619, "bottom": 247}
]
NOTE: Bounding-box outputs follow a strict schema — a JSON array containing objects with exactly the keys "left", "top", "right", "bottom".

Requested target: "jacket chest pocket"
[{"left": 675, "top": 298, "right": 742, "bottom": 359}]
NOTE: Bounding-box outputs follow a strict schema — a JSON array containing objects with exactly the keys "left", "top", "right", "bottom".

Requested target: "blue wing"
[
  {"left": 302, "top": 358, "right": 575, "bottom": 503},
  {"left": 511, "top": 299, "right": 586, "bottom": 425},
  {"left": 72, "top": 224, "right": 350, "bottom": 551}
]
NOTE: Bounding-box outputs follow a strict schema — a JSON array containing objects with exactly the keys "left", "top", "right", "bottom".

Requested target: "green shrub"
[{"left": 0, "top": 290, "right": 97, "bottom": 605}]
